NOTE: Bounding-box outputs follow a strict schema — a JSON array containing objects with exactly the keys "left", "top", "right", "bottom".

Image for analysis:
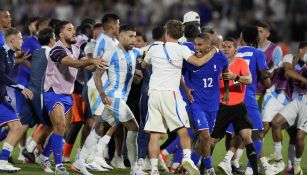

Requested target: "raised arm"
[{"left": 187, "top": 48, "right": 217, "bottom": 67}]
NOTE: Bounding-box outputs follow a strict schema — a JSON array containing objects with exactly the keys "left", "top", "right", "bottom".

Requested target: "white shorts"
[
  {"left": 262, "top": 89, "right": 289, "bottom": 122},
  {"left": 87, "top": 85, "right": 105, "bottom": 116},
  {"left": 144, "top": 91, "right": 190, "bottom": 133},
  {"left": 279, "top": 95, "right": 307, "bottom": 132},
  {"left": 100, "top": 98, "right": 135, "bottom": 126}
]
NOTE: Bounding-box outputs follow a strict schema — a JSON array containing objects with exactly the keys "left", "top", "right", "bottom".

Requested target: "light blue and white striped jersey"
[
  {"left": 104, "top": 47, "right": 142, "bottom": 101},
  {"left": 87, "top": 33, "right": 119, "bottom": 88}
]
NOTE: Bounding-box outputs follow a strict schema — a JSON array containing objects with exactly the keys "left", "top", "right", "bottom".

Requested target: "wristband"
[{"left": 234, "top": 75, "right": 240, "bottom": 82}]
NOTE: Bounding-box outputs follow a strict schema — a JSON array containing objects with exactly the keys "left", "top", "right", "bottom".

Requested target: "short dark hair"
[
  {"left": 36, "top": 17, "right": 50, "bottom": 30},
  {"left": 5, "top": 28, "right": 20, "bottom": 38},
  {"left": 223, "top": 37, "right": 237, "bottom": 48},
  {"left": 49, "top": 18, "right": 61, "bottom": 29},
  {"left": 184, "top": 24, "right": 200, "bottom": 39},
  {"left": 81, "top": 18, "right": 96, "bottom": 26},
  {"left": 152, "top": 26, "right": 165, "bottom": 40},
  {"left": 93, "top": 23, "right": 103, "bottom": 30},
  {"left": 242, "top": 25, "right": 259, "bottom": 47},
  {"left": 38, "top": 28, "right": 54, "bottom": 46},
  {"left": 136, "top": 31, "right": 147, "bottom": 42},
  {"left": 195, "top": 33, "right": 211, "bottom": 42},
  {"left": 24, "top": 17, "right": 39, "bottom": 36},
  {"left": 119, "top": 24, "right": 135, "bottom": 33},
  {"left": 54, "top": 20, "right": 71, "bottom": 38},
  {"left": 202, "top": 25, "right": 215, "bottom": 34},
  {"left": 298, "top": 41, "right": 307, "bottom": 50},
  {"left": 80, "top": 23, "right": 93, "bottom": 34},
  {"left": 165, "top": 20, "right": 183, "bottom": 39},
  {"left": 101, "top": 13, "right": 119, "bottom": 30},
  {"left": 255, "top": 21, "right": 270, "bottom": 31}
]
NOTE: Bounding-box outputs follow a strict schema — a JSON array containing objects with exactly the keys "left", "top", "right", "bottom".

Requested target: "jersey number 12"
[{"left": 203, "top": 78, "right": 213, "bottom": 88}]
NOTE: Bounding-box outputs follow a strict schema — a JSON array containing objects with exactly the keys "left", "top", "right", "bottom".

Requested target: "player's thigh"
[
  {"left": 278, "top": 98, "right": 300, "bottom": 127},
  {"left": 87, "top": 86, "right": 104, "bottom": 116},
  {"left": 211, "top": 104, "right": 233, "bottom": 140},
  {"left": 262, "top": 93, "right": 285, "bottom": 122},
  {"left": 190, "top": 104, "right": 209, "bottom": 131},
  {"left": 161, "top": 91, "right": 190, "bottom": 132},
  {"left": 246, "top": 106, "right": 263, "bottom": 131},
  {"left": 144, "top": 91, "right": 167, "bottom": 133},
  {"left": 297, "top": 95, "right": 307, "bottom": 133}
]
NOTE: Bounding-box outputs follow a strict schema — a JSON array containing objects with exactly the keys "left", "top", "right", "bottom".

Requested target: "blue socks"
[
  {"left": 203, "top": 156, "right": 213, "bottom": 169},
  {"left": 0, "top": 142, "right": 13, "bottom": 161},
  {"left": 166, "top": 136, "right": 180, "bottom": 154},
  {"left": 191, "top": 151, "right": 201, "bottom": 165},
  {"left": 42, "top": 133, "right": 64, "bottom": 166}
]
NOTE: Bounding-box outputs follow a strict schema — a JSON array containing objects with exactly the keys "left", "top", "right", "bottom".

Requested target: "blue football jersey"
[
  {"left": 235, "top": 46, "right": 268, "bottom": 108},
  {"left": 184, "top": 51, "right": 228, "bottom": 112}
]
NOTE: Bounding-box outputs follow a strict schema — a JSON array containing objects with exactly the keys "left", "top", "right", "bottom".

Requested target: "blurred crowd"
[{"left": 1, "top": 0, "right": 306, "bottom": 46}]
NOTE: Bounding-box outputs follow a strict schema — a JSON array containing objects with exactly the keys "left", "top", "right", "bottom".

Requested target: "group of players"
[{"left": 0, "top": 8, "right": 306, "bottom": 175}]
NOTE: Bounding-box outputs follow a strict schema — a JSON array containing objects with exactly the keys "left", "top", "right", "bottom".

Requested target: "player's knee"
[
  {"left": 199, "top": 131, "right": 210, "bottom": 143},
  {"left": 271, "top": 114, "right": 285, "bottom": 128},
  {"left": 9, "top": 121, "right": 22, "bottom": 132},
  {"left": 252, "top": 130, "right": 263, "bottom": 141},
  {"left": 296, "top": 130, "right": 305, "bottom": 143}
]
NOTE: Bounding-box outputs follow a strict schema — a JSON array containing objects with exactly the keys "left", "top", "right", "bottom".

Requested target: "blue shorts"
[
  {"left": 190, "top": 103, "right": 217, "bottom": 133},
  {"left": 0, "top": 101, "right": 19, "bottom": 126},
  {"left": 246, "top": 106, "right": 263, "bottom": 131},
  {"left": 15, "top": 90, "right": 25, "bottom": 114},
  {"left": 44, "top": 92, "right": 73, "bottom": 114},
  {"left": 19, "top": 92, "right": 51, "bottom": 127},
  {"left": 226, "top": 123, "right": 234, "bottom": 134}
]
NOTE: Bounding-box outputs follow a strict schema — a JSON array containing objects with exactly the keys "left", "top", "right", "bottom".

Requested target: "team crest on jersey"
[{"left": 214, "top": 64, "right": 217, "bottom": 71}]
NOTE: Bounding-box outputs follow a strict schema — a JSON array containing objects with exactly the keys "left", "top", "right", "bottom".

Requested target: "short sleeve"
[
  {"left": 144, "top": 48, "right": 152, "bottom": 64},
  {"left": 181, "top": 45, "right": 193, "bottom": 61},
  {"left": 94, "top": 38, "right": 105, "bottom": 57},
  {"left": 272, "top": 46, "right": 283, "bottom": 65},
  {"left": 256, "top": 50, "right": 268, "bottom": 70},
  {"left": 132, "top": 48, "right": 142, "bottom": 58},
  {"left": 49, "top": 46, "right": 68, "bottom": 63},
  {"left": 238, "top": 58, "right": 250, "bottom": 75},
  {"left": 84, "top": 42, "right": 94, "bottom": 55},
  {"left": 103, "top": 50, "right": 116, "bottom": 66},
  {"left": 282, "top": 54, "right": 293, "bottom": 64}
]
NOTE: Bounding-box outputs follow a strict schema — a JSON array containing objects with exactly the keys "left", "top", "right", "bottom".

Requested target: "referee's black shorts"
[{"left": 211, "top": 102, "right": 253, "bottom": 140}]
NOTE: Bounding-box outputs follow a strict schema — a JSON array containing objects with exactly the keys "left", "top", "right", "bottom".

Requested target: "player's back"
[
  {"left": 147, "top": 42, "right": 192, "bottom": 94},
  {"left": 236, "top": 46, "right": 268, "bottom": 107}
]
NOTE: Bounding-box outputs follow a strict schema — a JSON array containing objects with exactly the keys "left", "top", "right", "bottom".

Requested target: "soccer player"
[
  {"left": 36, "top": 20, "right": 105, "bottom": 175},
  {"left": 0, "top": 28, "right": 33, "bottom": 172},
  {"left": 179, "top": 11, "right": 201, "bottom": 43},
  {"left": 210, "top": 37, "right": 258, "bottom": 175},
  {"left": 72, "top": 24, "right": 145, "bottom": 175},
  {"left": 235, "top": 26, "right": 271, "bottom": 175},
  {"left": 137, "top": 26, "right": 165, "bottom": 171},
  {"left": 0, "top": 9, "right": 11, "bottom": 47},
  {"left": 20, "top": 28, "right": 56, "bottom": 165},
  {"left": 256, "top": 21, "right": 284, "bottom": 136},
  {"left": 141, "top": 20, "right": 218, "bottom": 175},
  {"left": 182, "top": 32, "right": 229, "bottom": 175},
  {"left": 81, "top": 14, "right": 124, "bottom": 170},
  {"left": 271, "top": 41, "right": 307, "bottom": 175}
]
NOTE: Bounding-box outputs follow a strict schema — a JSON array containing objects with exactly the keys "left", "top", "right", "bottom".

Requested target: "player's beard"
[{"left": 65, "top": 37, "right": 76, "bottom": 45}]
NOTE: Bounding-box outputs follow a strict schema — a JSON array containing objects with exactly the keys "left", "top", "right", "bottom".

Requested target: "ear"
[
  {"left": 59, "top": 32, "right": 64, "bottom": 38},
  {"left": 266, "top": 31, "right": 270, "bottom": 38}
]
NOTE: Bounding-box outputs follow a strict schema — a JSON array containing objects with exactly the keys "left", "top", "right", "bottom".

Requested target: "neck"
[
  {"left": 119, "top": 43, "right": 128, "bottom": 52},
  {"left": 0, "top": 26, "right": 5, "bottom": 32},
  {"left": 105, "top": 30, "right": 115, "bottom": 39},
  {"left": 166, "top": 37, "right": 178, "bottom": 43},
  {"left": 228, "top": 56, "right": 235, "bottom": 63},
  {"left": 61, "top": 39, "right": 71, "bottom": 48},
  {"left": 259, "top": 39, "right": 268, "bottom": 48}
]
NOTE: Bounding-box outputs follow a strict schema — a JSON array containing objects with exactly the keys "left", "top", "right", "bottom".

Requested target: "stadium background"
[{"left": 0, "top": 0, "right": 307, "bottom": 174}]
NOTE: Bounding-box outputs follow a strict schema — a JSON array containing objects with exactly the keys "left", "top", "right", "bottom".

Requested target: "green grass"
[{"left": 1, "top": 129, "right": 307, "bottom": 174}]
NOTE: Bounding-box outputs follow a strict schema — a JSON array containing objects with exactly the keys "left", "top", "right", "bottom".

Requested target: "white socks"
[
  {"left": 126, "top": 131, "right": 138, "bottom": 167},
  {"left": 182, "top": 149, "right": 191, "bottom": 159},
  {"left": 274, "top": 142, "right": 282, "bottom": 158},
  {"left": 150, "top": 158, "right": 158, "bottom": 171},
  {"left": 224, "top": 151, "right": 234, "bottom": 163},
  {"left": 27, "top": 139, "right": 38, "bottom": 152},
  {"left": 79, "top": 130, "right": 101, "bottom": 163},
  {"left": 294, "top": 156, "right": 301, "bottom": 166},
  {"left": 97, "top": 135, "right": 111, "bottom": 157}
]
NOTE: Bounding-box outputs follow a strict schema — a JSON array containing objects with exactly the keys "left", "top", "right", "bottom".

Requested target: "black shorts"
[{"left": 211, "top": 102, "right": 253, "bottom": 140}]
